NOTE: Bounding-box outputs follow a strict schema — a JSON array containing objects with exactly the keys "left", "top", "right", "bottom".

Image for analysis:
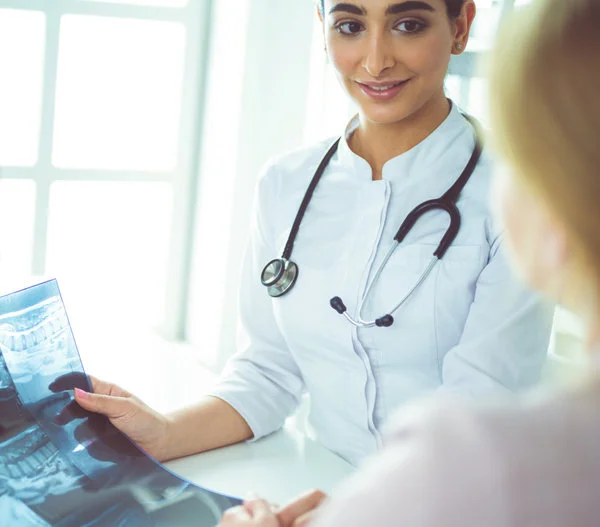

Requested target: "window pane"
[
  {"left": 45, "top": 182, "right": 172, "bottom": 325},
  {"left": 303, "top": 15, "right": 354, "bottom": 144},
  {"left": 465, "top": 77, "right": 490, "bottom": 125},
  {"left": 445, "top": 75, "right": 490, "bottom": 125},
  {"left": 82, "top": 0, "right": 188, "bottom": 6},
  {"left": 0, "top": 180, "right": 35, "bottom": 277},
  {"left": 0, "top": 10, "right": 45, "bottom": 166},
  {"left": 52, "top": 15, "right": 186, "bottom": 171},
  {"left": 445, "top": 75, "right": 463, "bottom": 108}
]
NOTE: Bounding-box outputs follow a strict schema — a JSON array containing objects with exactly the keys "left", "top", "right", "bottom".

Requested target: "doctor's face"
[{"left": 320, "top": 0, "right": 474, "bottom": 126}]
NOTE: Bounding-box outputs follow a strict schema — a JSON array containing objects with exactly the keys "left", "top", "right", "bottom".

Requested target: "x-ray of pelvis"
[{"left": 0, "top": 280, "right": 241, "bottom": 526}]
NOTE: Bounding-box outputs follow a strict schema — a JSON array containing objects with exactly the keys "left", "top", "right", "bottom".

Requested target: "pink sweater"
[{"left": 313, "top": 378, "right": 600, "bottom": 527}]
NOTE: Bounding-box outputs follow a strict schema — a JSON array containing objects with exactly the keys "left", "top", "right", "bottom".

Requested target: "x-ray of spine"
[{"left": 0, "top": 280, "right": 240, "bottom": 526}]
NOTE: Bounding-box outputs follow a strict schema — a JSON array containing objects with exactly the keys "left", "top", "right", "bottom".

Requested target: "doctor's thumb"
[{"left": 74, "top": 388, "right": 132, "bottom": 419}]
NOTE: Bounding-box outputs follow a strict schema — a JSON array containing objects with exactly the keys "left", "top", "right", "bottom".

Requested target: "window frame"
[{"left": 0, "top": 0, "right": 214, "bottom": 339}]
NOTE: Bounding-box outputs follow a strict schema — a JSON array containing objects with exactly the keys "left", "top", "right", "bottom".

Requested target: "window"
[
  {"left": 0, "top": 180, "right": 36, "bottom": 277},
  {"left": 0, "top": 9, "right": 45, "bottom": 166},
  {"left": 52, "top": 15, "right": 186, "bottom": 172},
  {"left": 83, "top": 0, "right": 189, "bottom": 6},
  {"left": 0, "top": 0, "right": 212, "bottom": 337}
]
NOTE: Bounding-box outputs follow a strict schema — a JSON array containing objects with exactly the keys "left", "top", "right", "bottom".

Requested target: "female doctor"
[{"left": 68, "top": 0, "right": 552, "bottom": 468}]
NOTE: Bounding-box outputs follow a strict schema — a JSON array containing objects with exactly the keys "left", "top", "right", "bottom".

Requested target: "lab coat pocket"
[
  {"left": 362, "top": 244, "right": 439, "bottom": 369},
  {"left": 366, "top": 243, "right": 484, "bottom": 319},
  {"left": 428, "top": 243, "right": 485, "bottom": 319},
  {"left": 437, "top": 245, "right": 484, "bottom": 265},
  {"left": 436, "top": 244, "right": 485, "bottom": 289},
  {"left": 434, "top": 244, "right": 487, "bottom": 365},
  {"left": 367, "top": 244, "right": 484, "bottom": 370}
]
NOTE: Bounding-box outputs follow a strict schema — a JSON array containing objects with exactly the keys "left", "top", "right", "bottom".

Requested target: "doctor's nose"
[{"left": 362, "top": 36, "right": 394, "bottom": 78}]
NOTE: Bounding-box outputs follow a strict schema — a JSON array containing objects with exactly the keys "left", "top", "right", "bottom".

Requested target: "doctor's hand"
[
  {"left": 218, "top": 498, "right": 280, "bottom": 527},
  {"left": 276, "top": 489, "right": 328, "bottom": 527},
  {"left": 50, "top": 373, "right": 171, "bottom": 461}
]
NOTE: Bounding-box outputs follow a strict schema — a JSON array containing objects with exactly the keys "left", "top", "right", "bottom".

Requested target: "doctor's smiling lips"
[{"left": 356, "top": 79, "right": 411, "bottom": 101}]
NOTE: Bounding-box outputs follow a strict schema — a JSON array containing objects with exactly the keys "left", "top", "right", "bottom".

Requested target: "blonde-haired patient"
[{"left": 219, "top": 0, "right": 600, "bottom": 525}]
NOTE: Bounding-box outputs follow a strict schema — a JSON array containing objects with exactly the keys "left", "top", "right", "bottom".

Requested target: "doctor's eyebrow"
[
  {"left": 328, "top": 2, "right": 436, "bottom": 16},
  {"left": 386, "top": 2, "right": 436, "bottom": 15}
]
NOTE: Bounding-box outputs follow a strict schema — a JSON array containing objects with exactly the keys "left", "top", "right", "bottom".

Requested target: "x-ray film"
[{"left": 0, "top": 280, "right": 241, "bottom": 526}]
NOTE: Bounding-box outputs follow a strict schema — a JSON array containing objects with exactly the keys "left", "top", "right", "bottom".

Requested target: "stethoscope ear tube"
[
  {"left": 331, "top": 253, "right": 438, "bottom": 328},
  {"left": 330, "top": 297, "right": 346, "bottom": 314},
  {"left": 375, "top": 315, "right": 394, "bottom": 327},
  {"left": 330, "top": 307, "right": 394, "bottom": 328}
]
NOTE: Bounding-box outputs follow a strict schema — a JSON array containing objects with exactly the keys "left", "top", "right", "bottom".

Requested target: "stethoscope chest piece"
[{"left": 261, "top": 258, "right": 299, "bottom": 297}]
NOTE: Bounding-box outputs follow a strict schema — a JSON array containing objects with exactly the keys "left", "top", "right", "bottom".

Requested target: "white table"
[{"left": 165, "top": 425, "right": 355, "bottom": 505}]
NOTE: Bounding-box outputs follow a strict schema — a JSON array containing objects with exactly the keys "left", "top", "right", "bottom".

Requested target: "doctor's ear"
[{"left": 451, "top": 1, "right": 476, "bottom": 55}]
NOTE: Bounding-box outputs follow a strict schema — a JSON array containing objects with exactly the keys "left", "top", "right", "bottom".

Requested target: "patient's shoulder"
[
  {"left": 374, "top": 380, "right": 600, "bottom": 526},
  {"left": 314, "top": 395, "right": 511, "bottom": 527},
  {"left": 386, "top": 378, "right": 600, "bottom": 452},
  {"left": 317, "top": 381, "right": 600, "bottom": 527}
]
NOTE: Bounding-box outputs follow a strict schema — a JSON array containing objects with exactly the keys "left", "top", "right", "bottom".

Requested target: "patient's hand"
[
  {"left": 218, "top": 490, "right": 328, "bottom": 527},
  {"left": 276, "top": 490, "right": 328, "bottom": 527},
  {"left": 218, "top": 498, "right": 280, "bottom": 527},
  {"left": 50, "top": 372, "right": 171, "bottom": 461}
]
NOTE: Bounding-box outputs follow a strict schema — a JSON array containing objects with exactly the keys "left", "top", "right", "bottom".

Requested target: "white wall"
[{"left": 186, "top": 0, "right": 316, "bottom": 369}]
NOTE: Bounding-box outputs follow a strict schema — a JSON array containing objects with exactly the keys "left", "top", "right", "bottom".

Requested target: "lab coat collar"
[{"left": 336, "top": 100, "right": 473, "bottom": 184}]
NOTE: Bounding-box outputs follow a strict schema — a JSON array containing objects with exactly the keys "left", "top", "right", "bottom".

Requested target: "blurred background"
[{"left": 0, "top": 0, "right": 584, "bottom": 406}]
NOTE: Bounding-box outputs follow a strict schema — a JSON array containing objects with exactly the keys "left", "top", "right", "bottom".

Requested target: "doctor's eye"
[
  {"left": 395, "top": 19, "right": 427, "bottom": 34},
  {"left": 335, "top": 21, "right": 364, "bottom": 35}
]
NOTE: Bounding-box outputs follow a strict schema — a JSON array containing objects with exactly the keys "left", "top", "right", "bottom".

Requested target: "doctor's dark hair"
[{"left": 318, "top": 0, "right": 467, "bottom": 19}]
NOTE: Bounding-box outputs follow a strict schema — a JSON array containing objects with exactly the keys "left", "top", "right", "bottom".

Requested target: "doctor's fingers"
[
  {"left": 73, "top": 418, "right": 144, "bottom": 460},
  {"left": 49, "top": 372, "right": 137, "bottom": 400},
  {"left": 54, "top": 396, "right": 135, "bottom": 431},
  {"left": 49, "top": 371, "right": 93, "bottom": 393},
  {"left": 74, "top": 387, "right": 141, "bottom": 421},
  {"left": 276, "top": 490, "right": 328, "bottom": 527},
  {"left": 87, "top": 375, "right": 137, "bottom": 399},
  {"left": 54, "top": 398, "right": 90, "bottom": 425}
]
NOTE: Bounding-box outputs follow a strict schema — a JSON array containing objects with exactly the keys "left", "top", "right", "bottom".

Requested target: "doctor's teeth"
[{"left": 370, "top": 84, "right": 398, "bottom": 91}]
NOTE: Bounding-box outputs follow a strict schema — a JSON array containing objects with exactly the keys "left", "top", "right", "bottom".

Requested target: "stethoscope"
[{"left": 261, "top": 114, "right": 483, "bottom": 328}]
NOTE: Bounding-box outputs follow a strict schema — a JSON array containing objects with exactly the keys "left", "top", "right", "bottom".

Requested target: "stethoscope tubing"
[
  {"left": 261, "top": 111, "right": 484, "bottom": 329},
  {"left": 351, "top": 250, "right": 439, "bottom": 327}
]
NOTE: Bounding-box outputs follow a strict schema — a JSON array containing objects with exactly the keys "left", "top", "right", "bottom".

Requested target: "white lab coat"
[{"left": 209, "top": 103, "right": 554, "bottom": 466}]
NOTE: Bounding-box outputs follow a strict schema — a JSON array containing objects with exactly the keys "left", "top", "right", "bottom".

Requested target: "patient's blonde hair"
[{"left": 489, "top": 0, "right": 600, "bottom": 287}]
